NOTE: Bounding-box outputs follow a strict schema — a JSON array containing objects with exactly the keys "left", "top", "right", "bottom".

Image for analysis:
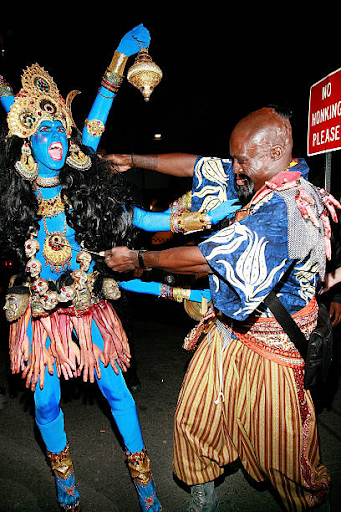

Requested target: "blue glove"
[
  {"left": 132, "top": 207, "right": 171, "bottom": 232},
  {"left": 188, "top": 288, "right": 212, "bottom": 303},
  {"left": 118, "top": 279, "right": 212, "bottom": 303},
  {"left": 206, "top": 199, "right": 240, "bottom": 225},
  {"left": 116, "top": 23, "right": 151, "bottom": 57}
]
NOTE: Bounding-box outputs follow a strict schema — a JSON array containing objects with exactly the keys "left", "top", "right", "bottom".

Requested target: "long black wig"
[{"left": 0, "top": 125, "right": 138, "bottom": 274}]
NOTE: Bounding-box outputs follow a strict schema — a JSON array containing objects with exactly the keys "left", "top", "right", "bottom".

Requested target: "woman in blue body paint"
[{"left": 0, "top": 24, "right": 238, "bottom": 511}]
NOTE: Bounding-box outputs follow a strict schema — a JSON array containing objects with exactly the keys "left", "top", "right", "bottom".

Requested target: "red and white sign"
[{"left": 307, "top": 67, "right": 341, "bottom": 156}]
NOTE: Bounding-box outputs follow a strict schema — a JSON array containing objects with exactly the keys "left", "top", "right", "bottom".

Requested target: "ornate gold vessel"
[{"left": 127, "top": 48, "right": 162, "bottom": 101}]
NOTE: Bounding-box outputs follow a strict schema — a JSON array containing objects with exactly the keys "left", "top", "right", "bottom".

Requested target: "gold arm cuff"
[
  {"left": 169, "top": 190, "right": 192, "bottom": 213},
  {"left": 172, "top": 287, "right": 191, "bottom": 303},
  {"left": 108, "top": 51, "right": 128, "bottom": 75},
  {"left": 170, "top": 211, "right": 211, "bottom": 233}
]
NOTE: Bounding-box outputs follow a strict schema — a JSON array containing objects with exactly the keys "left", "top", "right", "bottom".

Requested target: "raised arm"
[
  {"left": 82, "top": 24, "right": 151, "bottom": 152},
  {"left": 104, "top": 152, "right": 198, "bottom": 177}
]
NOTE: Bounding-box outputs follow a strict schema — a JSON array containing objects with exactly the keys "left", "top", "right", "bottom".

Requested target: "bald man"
[{"left": 104, "top": 108, "right": 332, "bottom": 511}]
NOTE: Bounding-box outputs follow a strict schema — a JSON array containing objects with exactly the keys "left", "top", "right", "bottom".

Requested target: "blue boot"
[
  {"left": 47, "top": 442, "right": 80, "bottom": 511},
  {"left": 126, "top": 449, "right": 162, "bottom": 511}
]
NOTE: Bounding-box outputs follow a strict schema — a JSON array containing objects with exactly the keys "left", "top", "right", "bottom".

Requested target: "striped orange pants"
[{"left": 173, "top": 324, "right": 330, "bottom": 511}]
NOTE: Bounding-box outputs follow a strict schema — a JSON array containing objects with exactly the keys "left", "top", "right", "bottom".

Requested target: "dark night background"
[{"left": 1, "top": 10, "right": 341, "bottom": 200}]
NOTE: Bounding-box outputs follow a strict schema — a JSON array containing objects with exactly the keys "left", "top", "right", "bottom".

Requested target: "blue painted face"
[{"left": 31, "top": 120, "right": 68, "bottom": 173}]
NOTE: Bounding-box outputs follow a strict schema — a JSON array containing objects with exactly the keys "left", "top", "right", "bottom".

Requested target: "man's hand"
[
  {"left": 101, "top": 154, "right": 133, "bottom": 173},
  {"left": 101, "top": 247, "right": 139, "bottom": 272},
  {"left": 101, "top": 245, "right": 210, "bottom": 274}
]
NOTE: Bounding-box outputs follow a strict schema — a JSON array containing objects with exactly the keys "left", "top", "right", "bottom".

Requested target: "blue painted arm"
[
  {"left": 0, "top": 95, "right": 14, "bottom": 113},
  {"left": 119, "top": 279, "right": 211, "bottom": 303},
  {"left": 82, "top": 24, "right": 151, "bottom": 151},
  {"left": 0, "top": 74, "right": 15, "bottom": 113},
  {"left": 132, "top": 199, "right": 240, "bottom": 232},
  {"left": 133, "top": 207, "right": 173, "bottom": 232}
]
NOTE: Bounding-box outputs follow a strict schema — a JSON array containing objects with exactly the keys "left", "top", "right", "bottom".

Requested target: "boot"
[
  {"left": 310, "top": 492, "right": 330, "bottom": 511},
  {"left": 46, "top": 442, "right": 80, "bottom": 511},
  {"left": 126, "top": 448, "right": 162, "bottom": 511},
  {"left": 186, "top": 481, "right": 218, "bottom": 512}
]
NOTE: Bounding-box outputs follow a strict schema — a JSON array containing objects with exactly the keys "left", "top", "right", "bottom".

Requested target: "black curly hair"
[{"left": 0, "top": 126, "right": 138, "bottom": 275}]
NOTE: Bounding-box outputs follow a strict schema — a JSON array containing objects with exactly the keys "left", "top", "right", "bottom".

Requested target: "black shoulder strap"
[{"left": 263, "top": 290, "right": 308, "bottom": 359}]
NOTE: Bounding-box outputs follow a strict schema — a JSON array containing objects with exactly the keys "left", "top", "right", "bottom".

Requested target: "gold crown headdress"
[{"left": 7, "top": 63, "right": 75, "bottom": 139}]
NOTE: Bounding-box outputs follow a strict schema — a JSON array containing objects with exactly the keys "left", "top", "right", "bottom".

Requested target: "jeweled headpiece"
[{"left": 7, "top": 63, "right": 74, "bottom": 138}]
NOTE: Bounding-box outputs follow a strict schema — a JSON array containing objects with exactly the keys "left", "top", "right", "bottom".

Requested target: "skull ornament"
[
  {"left": 31, "top": 277, "right": 49, "bottom": 296},
  {"left": 30, "top": 294, "right": 47, "bottom": 317},
  {"left": 4, "top": 291, "right": 30, "bottom": 322},
  {"left": 41, "top": 290, "right": 59, "bottom": 311},
  {"left": 102, "top": 278, "right": 121, "bottom": 300},
  {"left": 71, "top": 269, "right": 88, "bottom": 290},
  {"left": 26, "top": 258, "right": 42, "bottom": 278},
  {"left": 76, "top": 250, "right": 92, "bottom": 272},
  {"left": 25, "top": 238, "right": 40, "bottom": 258},
  {"left": 59, "top": 285, "right": 76, "bottom": 303}
]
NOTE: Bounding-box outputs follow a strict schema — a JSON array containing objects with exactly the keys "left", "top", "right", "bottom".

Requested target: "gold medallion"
[{"left": 43, "top": 232, "right": 72, "bottom": 273}]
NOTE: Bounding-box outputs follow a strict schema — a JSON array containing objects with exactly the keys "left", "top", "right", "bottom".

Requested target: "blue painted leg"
[
  {"left": 46, "top": 442, "right": 80, "bottom": 511},
  {"left": 126, "top": 449, "right": 162, "bottom": 511}
]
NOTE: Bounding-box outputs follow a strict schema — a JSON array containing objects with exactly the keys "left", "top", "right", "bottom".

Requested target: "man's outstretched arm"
[
  {"left": 101, "top": 245, "right": 210, "bottom": 274},
  {"left": 103, "top": 152, "right": 198, "bottom": 177}
]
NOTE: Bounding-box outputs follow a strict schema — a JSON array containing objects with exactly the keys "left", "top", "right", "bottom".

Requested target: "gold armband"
[
  {"left": 172, "top": 287, "right": 191, "bottom": 303},
  {"left": 169, "top": 191, "right": 192, "bottom": 213},
  {"left": 101, "top": 51, "right": 127, "bottom": 93},
  {"left": 170, "top": 211, "right": 211, "bottom": 233},
  {"left": 0, "top": 74, "right": 14, "bottom": 97}
]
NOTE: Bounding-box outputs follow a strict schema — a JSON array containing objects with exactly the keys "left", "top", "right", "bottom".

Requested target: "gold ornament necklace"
[
  {"left": 36, "top": 185, "right": 72, "bottom": 273},
  {"left": 36, "top": 186, "right": 65, "bottom": 218}
]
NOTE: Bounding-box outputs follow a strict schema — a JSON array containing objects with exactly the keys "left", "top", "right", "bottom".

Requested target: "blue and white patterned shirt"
[{"left": 192, "top": 156, "right": 326, "bottom": 321}]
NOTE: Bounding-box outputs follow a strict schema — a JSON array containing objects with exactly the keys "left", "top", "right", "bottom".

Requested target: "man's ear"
[{"left": 270, "top": 144, "right": 283, "bottom": 161}]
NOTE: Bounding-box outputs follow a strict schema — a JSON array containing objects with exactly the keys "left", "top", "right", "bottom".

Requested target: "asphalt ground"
[{"left": 0, "top": 294, "right": 340, "bottom": 511}]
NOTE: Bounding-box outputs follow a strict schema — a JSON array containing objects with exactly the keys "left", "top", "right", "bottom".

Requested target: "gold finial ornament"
[{"left": 127, "top": 48, "right": 162, "bottom": 102}]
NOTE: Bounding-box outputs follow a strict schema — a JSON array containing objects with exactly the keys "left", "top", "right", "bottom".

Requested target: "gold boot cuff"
[
  {"left": 126, "top": 448, "right": 152, "bottom": 487},
  {"left": 47, "top": 442, "right": 74, "bottom": 480}
]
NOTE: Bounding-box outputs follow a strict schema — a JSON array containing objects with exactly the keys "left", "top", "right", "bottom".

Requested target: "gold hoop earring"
[
  {"left": 15, "top": 141, "right": 39, "bottom": 181},
  {"left": 66, "top": 141, "right": 91, "bottom": 171}
]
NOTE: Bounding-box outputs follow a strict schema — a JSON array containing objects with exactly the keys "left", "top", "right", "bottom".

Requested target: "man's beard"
[{"left": 235, "top": 174, "right": 255, "bottom": 206}]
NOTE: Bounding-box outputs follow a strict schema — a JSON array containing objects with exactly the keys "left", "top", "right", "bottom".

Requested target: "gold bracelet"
[
  {"left": 172, "top": 287, "right": 191, "bottom": 303},
  {"left": 107, "top": 51, "right": 128, "bottom": 75},
  {"left": 170, "top": 211, "right": 211, "bottom": 233}
]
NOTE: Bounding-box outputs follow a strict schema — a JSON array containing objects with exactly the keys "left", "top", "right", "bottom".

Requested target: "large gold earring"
[
  {"left": 66, "top": 141, "right": 91, "bottom": 171},
  {"left": 15, "top": 141, "right": 39, "bottom": 181}
]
